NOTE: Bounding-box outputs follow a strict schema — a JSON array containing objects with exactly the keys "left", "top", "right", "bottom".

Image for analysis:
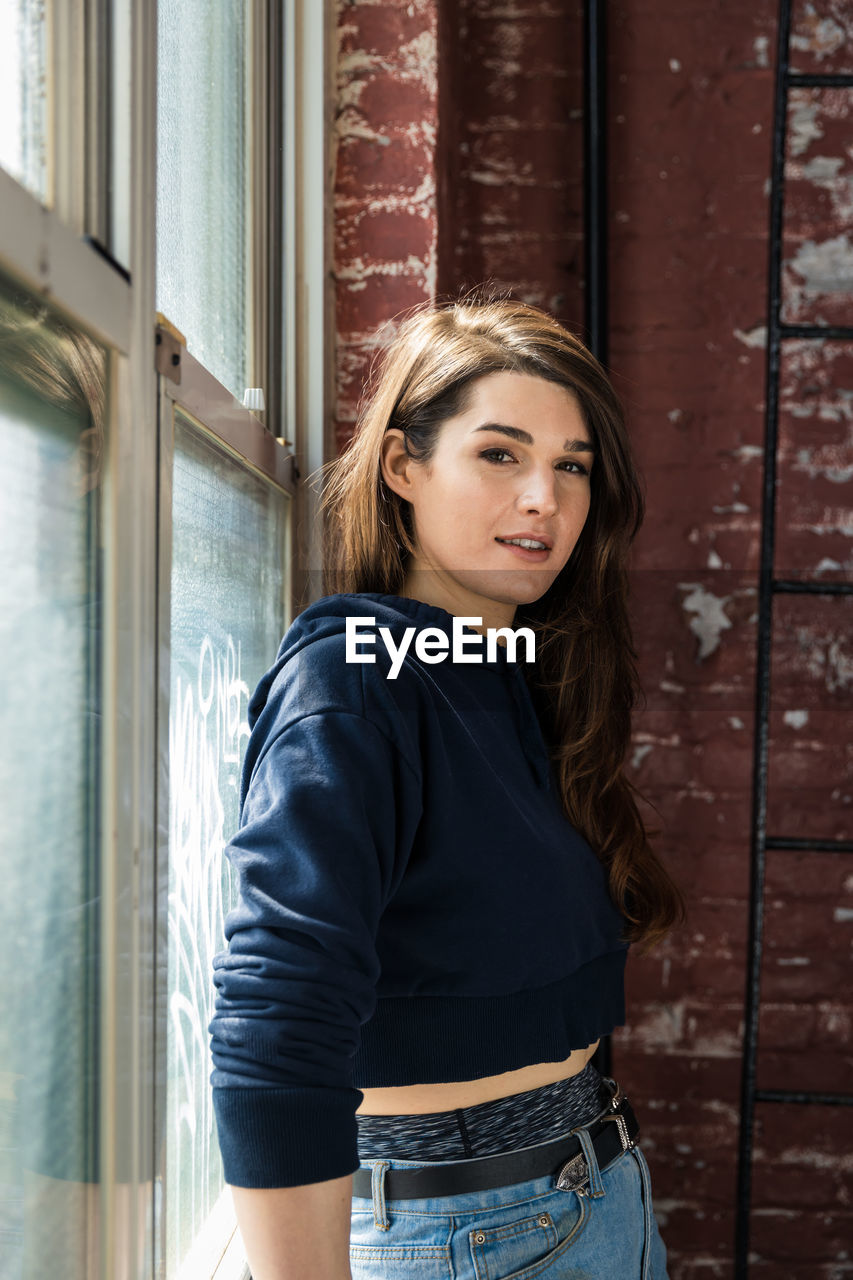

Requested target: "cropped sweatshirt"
[{"left": 209, "top": 592, "right": 630, "bottom": 1188}]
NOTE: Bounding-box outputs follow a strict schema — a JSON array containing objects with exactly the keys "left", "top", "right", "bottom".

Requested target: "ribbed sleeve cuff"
[{"left": 212, "top": 1085, "right": 363, "bottom": 1188}]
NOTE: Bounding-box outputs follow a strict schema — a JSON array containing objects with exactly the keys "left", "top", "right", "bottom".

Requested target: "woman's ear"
[{"left": 380, "top": 428, "right": 417, "bottom": 502}]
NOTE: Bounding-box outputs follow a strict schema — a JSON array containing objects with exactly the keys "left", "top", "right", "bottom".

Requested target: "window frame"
[
  {"left": 0, "top": 165, "right": 131, "bottom": 351},
  {"left": 155, "top": 342, "right": 295, "bottom": 1280},
  {"left": 0, "top": 0, "right": 332, "bottom": 1275}
]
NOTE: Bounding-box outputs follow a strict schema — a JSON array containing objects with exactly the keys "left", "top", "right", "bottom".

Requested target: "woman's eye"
[{"left": 479, "top": 448, "right": 590, "bottom": 475}]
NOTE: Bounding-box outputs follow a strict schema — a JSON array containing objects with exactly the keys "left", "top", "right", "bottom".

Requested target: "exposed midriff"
[{"left": 355, "top": 1038, "right": 601, "bottom": 1116}]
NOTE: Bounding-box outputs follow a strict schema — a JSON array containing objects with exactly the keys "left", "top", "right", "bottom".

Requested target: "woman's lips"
[{"left": 495, "top": 538, "right": 550, "bottom": 562}]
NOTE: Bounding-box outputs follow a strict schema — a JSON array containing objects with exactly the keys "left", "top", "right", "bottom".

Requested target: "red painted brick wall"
[
  {"left": 607, "top": 3, "right": 771, "bottom": 1275},
  {"left": 332, "top": 1, "right": 853, "bottom": 1274},
  {"left": 333, "top": 0, "right": 440, "bottom": 451},
  {"left": 436, "top": 3, "right": 586, "bottom": 325}
]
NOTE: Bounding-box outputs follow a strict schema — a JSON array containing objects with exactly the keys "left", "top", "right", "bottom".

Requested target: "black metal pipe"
[
  {"left": 735, "top": 1, "right": 793, "bottom": 1273},
  {"left": 583, "top": 0, "right": 614, "bottom": 1087},
  {"left": 582, "top": 0, "right": 608, "bottom": 364}
]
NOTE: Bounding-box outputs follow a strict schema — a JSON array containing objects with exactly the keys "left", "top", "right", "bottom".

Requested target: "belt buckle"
[
  {"left": 602, "top": 1110, "right": 636, "bottom": 1152},
  {"left": 555, "top": 1079, "right": 632, "bottom": 1195},
  {"left": 555, "top": 1151, "right": 589, "bottom": 1194}
]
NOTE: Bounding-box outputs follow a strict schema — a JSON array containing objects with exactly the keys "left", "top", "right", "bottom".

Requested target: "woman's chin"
[{"left": 462, "top": 569, "right": 559, "bottom": 610}]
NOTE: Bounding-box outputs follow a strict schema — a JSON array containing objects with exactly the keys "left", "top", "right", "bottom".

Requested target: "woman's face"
[{"left": 380, "top": 369, "right": 595, "bottom": 629}]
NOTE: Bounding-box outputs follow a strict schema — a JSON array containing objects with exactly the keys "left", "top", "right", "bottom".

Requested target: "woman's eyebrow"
[{"left": 472, "top": 421, "right": 596, "bottom": 453}]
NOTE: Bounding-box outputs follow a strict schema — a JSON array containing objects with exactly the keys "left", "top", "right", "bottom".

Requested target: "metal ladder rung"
[
  {"left": 772, "top": 580, "right": 853, "bottom": 596},
  {"left": 786, "top": 72, "right": 853, "bottom": 88},
  {"left": 778, "top": 324, "right": 853, "bottom": 340},
  {"left": 755, "top": 1089, "right": 853, "bottom": 1107},
  {"left": 734, "top": 1, "right": 853, "bottom": 1273},
  {"left": 764, "top": 836, "right": 853, "bottom": 853}
]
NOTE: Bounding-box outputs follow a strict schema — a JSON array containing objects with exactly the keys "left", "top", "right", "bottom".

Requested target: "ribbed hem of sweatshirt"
[
  {"left": 353, "top": 949, "right": 629, "bottom": 1087},
  {"left": 212, "top": 1085, "right": 363, "bottom": 1188}
]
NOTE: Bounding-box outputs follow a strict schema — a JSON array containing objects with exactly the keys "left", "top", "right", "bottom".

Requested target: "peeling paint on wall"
[
  {"left": 791, "top": 4, "right": 851, "bottom": 64},
  {"left": 788, "top": 96, "right": 824, "bottom": 157},
  {"left": 786, "top": 233, "right": 853, "bottom": 311},
  {"left": 678, "top": 584, "right": 734, "bottom": 660},
  {"left": 801, "top": 632, "right": 853, "bottom": 692},
  {"left": 783, "top": 708, "right": 810, "bottom": 729},
  {"left": 733, "top": 324, "right": 767, "bottom": 348},
  {"left": 800, "top": 153, "right": 843, "bottom": 185},
  {"left": 792, "top": 447, "right": 853, "bottom": 485}
]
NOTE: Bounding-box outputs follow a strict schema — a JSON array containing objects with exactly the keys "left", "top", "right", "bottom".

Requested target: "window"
[
  {"left": 0, "top": 2, "right": 49, "bottom": 202},
  {"left": 0, "top": 1, "right": 324, "bottom": 1276},
  {"left": 0, "top": 276, "right": 104, "bottom": 1280},
  {"left": 159, "top": 382, "right": 292, "bottom": 1278},
  {"left": 156, "top": 0, "right": 253, "bottom": 400}
]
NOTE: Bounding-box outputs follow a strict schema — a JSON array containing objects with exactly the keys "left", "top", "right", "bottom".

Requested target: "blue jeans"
[{"left": 350, "top": 1128, "right": 670, "bottom": 1278}]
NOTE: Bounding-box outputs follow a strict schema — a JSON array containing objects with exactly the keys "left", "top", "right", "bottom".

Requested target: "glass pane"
[
  {"left": 156, "top": 0, "right": 251, "bottom": 401},
  {"left": 164, "top": 410, "right": 288, "bottom": 1276},
  {"left": 0, "top": 278, "right": 104, "bottom": 1278},
  {"left": 0, "top": 0, "right": 49, "bottom": 201}
]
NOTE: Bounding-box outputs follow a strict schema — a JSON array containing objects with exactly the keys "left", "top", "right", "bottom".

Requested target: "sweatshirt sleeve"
[{"left": 209, "top": 708, "right": 422, "bottom": 1188}]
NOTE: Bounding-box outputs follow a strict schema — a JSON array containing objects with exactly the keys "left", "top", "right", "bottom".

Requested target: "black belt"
[{"left": 352, "top": 1081, "right": 640, "bottom": 1200}]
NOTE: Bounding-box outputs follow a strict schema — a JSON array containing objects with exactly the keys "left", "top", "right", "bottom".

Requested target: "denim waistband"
[{"left": 356, "top": 1060, "right": 606, "bottom": 1161}]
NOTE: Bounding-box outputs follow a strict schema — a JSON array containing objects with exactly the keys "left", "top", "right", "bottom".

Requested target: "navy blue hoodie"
[{"left": 210, "top": 593, "right": 629, "bottom": 1187}]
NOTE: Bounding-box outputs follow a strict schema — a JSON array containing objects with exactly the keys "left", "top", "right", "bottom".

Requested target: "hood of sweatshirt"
[{"left": 248, "top": 592, "right": 554, "bottom": 790}]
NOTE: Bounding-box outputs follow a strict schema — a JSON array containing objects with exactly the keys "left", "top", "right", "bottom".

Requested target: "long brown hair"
[{"left": 319, "top": 290, "right": 686, "bottom": 956}]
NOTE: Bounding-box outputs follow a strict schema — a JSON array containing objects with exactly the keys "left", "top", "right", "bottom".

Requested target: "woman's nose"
[{"left": 517, "top": 469, "right": 559, "bottom": 516}]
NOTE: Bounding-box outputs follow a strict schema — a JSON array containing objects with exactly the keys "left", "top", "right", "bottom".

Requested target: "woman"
[{"left": 209, "top": 292, "right": 686, "bottom": 1279}]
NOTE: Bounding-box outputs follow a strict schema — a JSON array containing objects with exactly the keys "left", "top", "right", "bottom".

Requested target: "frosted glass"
[
  {"left": 164, "top": 412, "right": 288, "bottom": 1276},
  {"left": 0, "top": 0, "right": 48, "bottom": 201},
  {"left": 0, "top": 283, "right": 104, "bottom": 1280},
  {"left": 156, "top": 0, "right": 251, "bottom": 401}
]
